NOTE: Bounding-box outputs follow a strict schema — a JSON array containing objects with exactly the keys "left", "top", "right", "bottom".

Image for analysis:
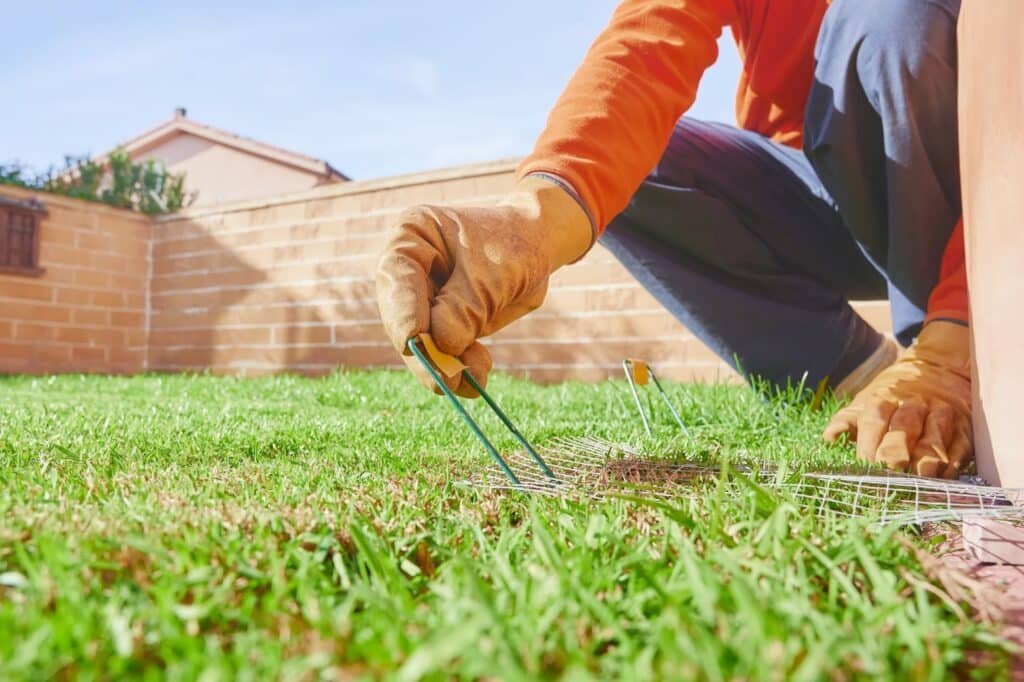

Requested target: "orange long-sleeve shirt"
[{"left": 518, "top": 0, "right": 967, "bottom": 324}]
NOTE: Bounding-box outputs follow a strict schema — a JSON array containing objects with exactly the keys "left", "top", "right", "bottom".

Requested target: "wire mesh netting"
[{"left": 456, "top": 436, "right": 1024, "bottom": 526}]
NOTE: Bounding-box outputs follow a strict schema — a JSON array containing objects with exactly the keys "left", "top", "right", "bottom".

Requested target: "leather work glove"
[
  {"left": 375, "top": 176, "right": 593, "bottom": 397},
  {"left": 823, "top": 321, "right": 972, "bottom": 478}
]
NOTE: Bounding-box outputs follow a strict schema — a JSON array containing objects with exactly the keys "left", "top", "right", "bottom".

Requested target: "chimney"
[{"left": 174, "top": 107, "right": 187, "bottom": 119}]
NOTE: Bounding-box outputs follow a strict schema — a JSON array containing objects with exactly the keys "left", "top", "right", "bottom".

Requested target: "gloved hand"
[
  {"left": 823, "top": 321, "right": 972, "bottom": 478},
  {"left": 375, "top": 176, "right": 593, "bottom": 397}
]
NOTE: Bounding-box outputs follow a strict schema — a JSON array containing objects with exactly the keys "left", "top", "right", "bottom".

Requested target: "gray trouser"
[{"left": 600, "top": 0, "right": 962, "bottom": 389}]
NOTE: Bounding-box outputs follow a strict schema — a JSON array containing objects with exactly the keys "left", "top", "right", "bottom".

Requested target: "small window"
[{"left": 0, "top": 197, "right": 45, "bottom": 276}]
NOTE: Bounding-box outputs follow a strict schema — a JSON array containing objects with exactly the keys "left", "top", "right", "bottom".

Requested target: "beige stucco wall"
[{"left": 131, "top": 132, "right": 336, "bottom": 208}]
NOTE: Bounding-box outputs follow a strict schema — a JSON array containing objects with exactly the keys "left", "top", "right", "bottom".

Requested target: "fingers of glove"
[
  {"left": 482, "top": 301, "right": 540, "bottom": 338},
  {"left": 909, "top": 403, "right": 955, "bottom": 477},
  {"left": 400, "top": 340, "right": 492, "bottom": 400},
  {"left": 481, "top": 281, "right": 549, "bottom": 337},
  {"left": 429, "top": 249, "right": 495, "bottom": 357},
  {"left": 854, "top": 400, "right": 899, "bottom": 463},
  {"left": 401, "top": 352, "right": 455, "bottom": 396},
  {"left": 875, "top": 399, "right": 928, "bottom": 470},
  {"left": 940, "top": 425, "right": 973, "bottom": 479},
  {"left": 452, "top": 342, "right": 493, "bottom": 399},
  {"left": 823, "top": 406, "right": 860, "bottom": 443},
  {"left": 376, "top": 209, "right": 448, "bottom": 354}
]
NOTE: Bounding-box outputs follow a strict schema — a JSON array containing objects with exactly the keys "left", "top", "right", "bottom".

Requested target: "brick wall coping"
[
  {"left": 156, "top": 158, "right": 521, "bottom": 225},
  {"left": 0, "top": 184, "right": 149, "bottom": 221}
]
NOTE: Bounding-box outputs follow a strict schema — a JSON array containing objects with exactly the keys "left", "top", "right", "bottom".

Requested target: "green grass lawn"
[{"left": 0, "top": 371, "right": 1015, "bottom": 680}]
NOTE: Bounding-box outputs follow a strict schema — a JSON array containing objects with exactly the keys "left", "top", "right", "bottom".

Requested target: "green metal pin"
[{"left": 407, "top": 336, "right": 557, "bottom": 486}]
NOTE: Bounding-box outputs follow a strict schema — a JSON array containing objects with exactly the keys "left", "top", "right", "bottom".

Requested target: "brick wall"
[
  {"left": 150, "top": 159, "right": 893, "bottom": 383},
  {"left": 0, "top": 162, "right": 891, "bottom": 382},
  {"left": 0, "top": 186, "right": 150, "bottom": 374}
]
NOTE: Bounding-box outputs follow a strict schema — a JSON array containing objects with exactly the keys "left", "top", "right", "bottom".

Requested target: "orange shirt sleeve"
[
  {"left": 925, "top": 218, "right": 969, "bottom": 325},
  {"left": 517, "top": 0, "right": 734, "bottom": 231}
]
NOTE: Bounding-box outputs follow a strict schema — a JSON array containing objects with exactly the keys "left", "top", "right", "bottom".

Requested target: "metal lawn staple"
[
  {"left": 622, "top": 358, "right": 690, "bottom": 437},
  {"left": 407, "top": 335, "right": 557, "bottom": 487}
]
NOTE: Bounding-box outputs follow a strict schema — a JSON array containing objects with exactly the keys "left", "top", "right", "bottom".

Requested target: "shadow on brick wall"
[
  {"left": 150, "top": 226, "right": 271, "bottom": 373},
  {"left": 278, "top": 263, "right": 386, "bottom": 374}
]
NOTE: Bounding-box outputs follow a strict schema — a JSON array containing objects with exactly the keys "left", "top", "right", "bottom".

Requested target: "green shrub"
[{"left": 0, "top": 150, "right": 193, "bottom": 214}]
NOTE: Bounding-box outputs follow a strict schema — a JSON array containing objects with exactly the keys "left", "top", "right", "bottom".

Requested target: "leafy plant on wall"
[{"left": 0, "top": 149, "right": 194, "bottom": 214}]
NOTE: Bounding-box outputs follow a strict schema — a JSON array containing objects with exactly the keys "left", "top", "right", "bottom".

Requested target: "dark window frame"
[{"left": 0, "top": 196, "right": 46, "bottom": 277}]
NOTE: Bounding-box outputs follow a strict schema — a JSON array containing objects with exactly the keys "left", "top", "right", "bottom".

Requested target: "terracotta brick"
[
  {"left": 32, "top": 343, "right": 72, "bottom": 367},
  {"left": 39, "top": 266, "right": 75, "bottom": 285},
  {"left": 110, "top": 310, "right": 144, "bottom": 328},
  {"left": 117, "top": 239, "right": 150, "bottom": 262},
  {"left": 72, "top": 346, "right": 107, "bottom": 365},
  {"left": 55, "top": 326, "right": 123, "bottom": 347},
  {"left": 55, "top": 287, "right": 93, "bottom": 306},
  {"left": 151, "top": 267, "right": 266, "bottom": 294},
  {"left": 152, "top": 251, "right": 224, "bottom": 276},
  {"left": 124, "top": 294, "right": 146, "bottom": 309},
  {"left": 148, "top": 346, "right": 219, "bottom": 368},
  {"left": 150, "top": 326, "right": 207, "bottom": 347},
  {"left": 91, "top": 290, "right": 124, "bottom": 308},
  {"left": 543, "top": 285, "right": 662, "bottom": 314},
  {"left": 39, "top": 224, "right": 78, "bottom": 246},
  {"left": 155, "top": 276, "right": 377, "bottom": 311},
  {"left": 0, "top": 279, "right": 53, "bottom": 302},
  {"left": 274, "top": 324, "right": 332, "bottom": 345},
  {"left": 333, "top": 321, "right": 387, "bottom": 344},
  {"left": 96, "top": 214, "right": 150, "bottom": 241},
  {"left": 90, "top": 252, "right": 129, "bottom": 273},
  {"left": 46, "top": 206, "right": 98, "bottom": 231},
  {"left": 38, "top": 243, "right": 90, "bottom": 268},
  {"left": 511, "top": 362, "right": 741, "bottom": 385},
  {"left": 148, "top": 342, "right": 396, "bottom": 371},
  {"left": 0, "top": 349, "right": 32, "bottom": 373},
  {"left": 73, "top": 269, "right": 110, "bottom": 289},
  {"left": 547, "top": 260, "right": 634, "bottom": 289},
  {"left": 116, "top": 250, "right": 149, "bottom": 274},
  {"left": 150, "top": 303, "right": 325, "bottom": 330},
  {"left": 493, "top": 310, "right": 689, "bottom": 342},
  {"left": 0, "top": 302, "right": 71, "bottom": 324},
  {"left": 72, "top": 308, "right": 110, "bottom": 326},
  {"left": 265, "top": 258, "right": 376, "bottom": 285},
  {"left": 0, "top": 339, "right": 34, "bottom": 366},
  {"left": 500, "top": 366, "right": 616, "bottom": 384},
  {"left": 482, "top": 339, "right": 693, "bottom": 367},
  {"left": 76, "top": 231, "right": 113, "bottom": 252},
  {"left": 152, "top": 326, "right": 270, "bottom": 347},
  {"left": 0, "top": 321, "right": 12, "bottom": 341},
  {"left": 152, "top": 233, "right": 221, "bottom": 260},
  {"left": 110, "top": 273, "right": 146, "bottom": 292},
  {"left": 108, "top": 348, "right": 144, "bottom": 370},
  {"left": 124, "top": 330, "right": 147, "bottom": 348},
  {"left": 13, "top": 323, "right": 54, "bottom": 342},
  {"left": 153, "top": 220, "right": 204, "bottom": 244},
  {"left": 274, "top": 343, "right": 396, "bottom": 367}
]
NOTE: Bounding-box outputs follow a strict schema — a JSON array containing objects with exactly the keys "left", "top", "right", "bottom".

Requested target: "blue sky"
[{"left": 1, "top": 1, "right": 741, "bottom": 181}]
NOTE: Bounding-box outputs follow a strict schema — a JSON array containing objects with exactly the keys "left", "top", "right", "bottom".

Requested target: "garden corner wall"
[
  {"left": 0, "top": 160, "right": 892, "bottom": 382},
  {"left": 149, "top": 159, "right": 892, "bottom": 383},
  {"left": 0, "top": 186, "right": 149, "bottom": 373}
]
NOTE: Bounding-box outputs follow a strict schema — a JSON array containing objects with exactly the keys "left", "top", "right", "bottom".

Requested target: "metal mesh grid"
[{"left": 457, "top": 436, "right": 1024, "bottom": 526}]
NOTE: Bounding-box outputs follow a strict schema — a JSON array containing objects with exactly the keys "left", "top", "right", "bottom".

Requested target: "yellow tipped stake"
[{"left": 622, "top": 358, "right": 690, "bottom": 438}]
